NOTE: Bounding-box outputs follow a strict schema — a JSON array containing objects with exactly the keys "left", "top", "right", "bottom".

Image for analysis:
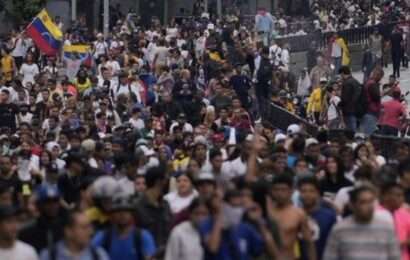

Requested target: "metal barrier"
[{"left": 261, "top": 102, "right": 409, "bottom": 160}]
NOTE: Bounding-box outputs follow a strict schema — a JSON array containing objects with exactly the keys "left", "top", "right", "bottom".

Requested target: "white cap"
[
  {"left": 274, "top": 133, "right": 287, "bottom": 143},
  {"left": 196, "top": 172, "right": 216, "bottom": 182},
  {"left": 305, "top": 138, "right": 319, "bottom": 147},
  {"left": 207, "top": 23, "right": 215, "bottom": 30},
  {"left": 287, "top": 124, "right": 301, "bottom": 136},
  {"left": 319, "top": 77, "right": 328, "bottom": 83},
  {"left": 46, "top": 141, "right": 60, "bottom": 152}
]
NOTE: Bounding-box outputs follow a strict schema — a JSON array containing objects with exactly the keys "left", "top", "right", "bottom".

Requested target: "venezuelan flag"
[
  {"left": 63, "top": 44, "right": 92, "bottom": 67},
  {"left": 26, "top": 9, "right": 62, "bottom": 56}
]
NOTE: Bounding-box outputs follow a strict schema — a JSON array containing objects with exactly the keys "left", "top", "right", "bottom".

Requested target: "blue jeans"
[
  {"left": 332, "top": 57, "right": 342, "bottom": 78},
  {"left": 344, "top": 115, "right": 357, "bottom": 132},
  {"left": 360, "top": 113, "right": 378, "bottom": 136}
]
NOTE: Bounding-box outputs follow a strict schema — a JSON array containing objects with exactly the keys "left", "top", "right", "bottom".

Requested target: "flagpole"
[{"left": 23, "top": 8, "right": 45, "bottom": 34}]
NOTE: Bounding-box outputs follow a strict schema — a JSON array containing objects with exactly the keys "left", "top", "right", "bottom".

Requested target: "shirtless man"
[{"left": 267, "top": 174, "right": 316, "bottom": 260}]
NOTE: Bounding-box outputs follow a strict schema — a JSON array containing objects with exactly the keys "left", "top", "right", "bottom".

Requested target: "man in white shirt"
[
  {"left": 110, "top": 72, "right": 140, "bottom": 102},
  {"left": 331, "top": 33, "right": 343, "bottom": 75},
  {"left": 11, "top": 34, "right": 29, "bottom": 69},
  {"left": 93, "top": 33, "right": 108, "bottom": 60},
  {"left": 0, "top": 205, "right": 39, "bottom": 260}
]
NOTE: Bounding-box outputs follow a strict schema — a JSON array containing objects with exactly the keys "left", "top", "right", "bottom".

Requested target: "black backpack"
[
  {"left": 355, "top": 83, "right": 369, "bottom": 118},
  {"left": 101, "top": 228, "right": 143, "bottom": 260},
  {"left": 50, "top": 244, "right": 100, "bottom": 260}
]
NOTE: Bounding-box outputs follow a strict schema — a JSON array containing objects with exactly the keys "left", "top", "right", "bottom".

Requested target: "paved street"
[{"left": 353, "top": 65, "right": 410, "bottom": 109}]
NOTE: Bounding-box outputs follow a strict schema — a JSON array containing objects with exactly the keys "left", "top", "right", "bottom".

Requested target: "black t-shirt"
[
  {"left": 391, "top": 32, "right": 403, "bottom": 52},
  {"left": 0, "top": 103, "right": 17, "bottom": 130}
]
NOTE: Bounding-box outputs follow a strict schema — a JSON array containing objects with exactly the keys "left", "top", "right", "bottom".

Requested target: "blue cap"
[{"left": 36, "top": 185, "right": 61, "bottom": 202}]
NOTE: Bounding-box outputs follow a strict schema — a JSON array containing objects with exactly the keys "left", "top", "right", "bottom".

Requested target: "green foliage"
[{"left": 7, "top": 0, "right": 47, "bottom": 23}]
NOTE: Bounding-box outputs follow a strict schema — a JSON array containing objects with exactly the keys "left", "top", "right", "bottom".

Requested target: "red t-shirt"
[{"left": 379, "top": 99, "right": 406, "bottom": 128}]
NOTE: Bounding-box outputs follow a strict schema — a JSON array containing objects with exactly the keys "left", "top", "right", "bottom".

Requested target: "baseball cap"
[
  {"left": 195, "top": 172, "right": 216, "bottom": 184},
  {"left": 305, "top": 138, "right": 319, "bottom": 147},
  {"left": 287, "top": 124, "right": 301, "bottom": 136},
  {"left": 274, "top": 133, "right": 287, "bottom": 144}
]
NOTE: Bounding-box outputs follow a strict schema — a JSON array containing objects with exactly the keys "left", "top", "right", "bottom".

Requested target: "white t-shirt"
[
  {"left": 105, "top": 60, "right": 121, "bottom": 76},
  {"left": 129, "top": 117, "right": 145, "bottom": 130},
  {"left": 0, "top": 241, "right": 39, "bottom": 260},
  {"left": 331, "top": 41, "right": 342, "bottom": 58},
  {"left": 154, "top": 46, "right": 170, "bottom": 66},
  {"left": 164, "top": 190, "right": 198, "bottom": 214},
  {"left": 11, "top": 38, "right": 28, "bottom": 57},
  {"left": 19, "top": 63, "right": 39, "bottom": 86},
  {"left": 165, "top": 221, "right": 204, "bottom": 260},
  {"left": 222, "top": 157, "right": 247, "bottom": 179},
  {"left": 327, "top": 96, "right": 341, "bottom": 121},
  {"left": 93, "top": 41, "right": 108, "bottom": 58}
]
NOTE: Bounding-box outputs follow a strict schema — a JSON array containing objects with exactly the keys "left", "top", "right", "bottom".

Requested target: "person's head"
[
  {"left": 349, "top": 186, "right": 376, "bottom": 223},
  {"left": 371, "top": 67, "right": 384, "bottom": 82},
  {"left": 187, "top": 159, "right": 200, "bottom": 176},
  {"left": 195, "top": 173, "right": 216, "bottom": 199},
  {"left": 338, "top": 66, "right": 351, "bottom": 79},
  {"left": 40, "top": 150, "right": 52, "bottom": 167},
  {"left": 298, "top": 177, "right": 321, "bottom": 209},
  {"left": 0, "top": 184, "right": 12, "bottom": 207},
  {"left": 65, "top": 153, "right": 85, "bottom": 175},
  {"left": 0, "top": 205, "right": 19, "bottom": 245},
  {"left": 110, "top": 196, "right": 135, "bottom": 230},
  {"left": 176, "top": 173, "right": 194, "bottom": 196},
  {"left": 63, "top": 209, "right": 93, "bottom": 250},
  {"left": 188, "top": 198, "right": 210, "bottom": 228},
  {"left": 271, "top": 174, "right": 294, "bottom": 206},
  {"left": 325, "top": 155, "right": 344, "bottom": 177},
  {"left": 0, "top": 155, "right": 12, "bottom": 176},
  {"left": 209, "top": 148, "right": 223, "bottom": 171},
  {"left": 145, "top": 165, "right": 167, "bottom": 191},
  {"left": 380, "top": 182, "right": 404, "bottom": 211},
  {"left": 193, "top": 142, "right": 207, "bottom": 162},
  {"left": 135, "top": 175, "right": 146, "bottom": 193},
  {"left": 294, "top": 158, "right": 310, "bottom": 176},
  {"left": 36, "top": 185, "right": 61, "bottom": 218},
  {"left": 355, "top": 143, "right": 370, "bottom": 161},
  {"left": 0, "top": 89, "right": 10, "bottom": 104}
]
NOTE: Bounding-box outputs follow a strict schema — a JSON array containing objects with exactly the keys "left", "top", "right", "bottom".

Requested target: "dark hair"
[
  {"left": 354, "top": 143, "right": 369, "bottom": 160},
  {"left": 349, "top": 186, "right": 374, "bottom": 204},
  {"left": 62, "top": 209, "right": 83, "bottom": 228},
  {"left": 145, "top": 165, "right": 166, "bottom": 188},
  {"left": 271, "top": 174, "right": 294, "bottom": 188},
  {"left": 379, "top": 181, "right": 403, "bottom": 196},
  {"left": 338, "top": 66, "right": 351, "bottom": 75},
  {"left": 291, "top": 136, "right": 305, "bottom": 154},
  {"left": 188, "top": 197, "right": 210, "bottom": 213},
  {"left": 399, "top": 159, "right": 410, "bottom": 177},
  {"left": 325, "top": 155, "right": 346, "bottom": 182},
  {"left": 209, "top": 148, "right": 222, "bottom": 161},
  {"left": 297, "top": 176, "right": 320, "bottom": 191},
  {"left": 354, "top": 165, "right": 374, "bottom": 181}
]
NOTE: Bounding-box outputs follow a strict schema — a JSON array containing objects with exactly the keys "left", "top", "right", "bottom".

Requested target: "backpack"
[
  {"left": 112, "top": 84, "right": 138, "bottom": 102},
  {"left": 50, "top": 244, "right": 100, "bottom": 260},
  {"left": 101, "top": 228, "right": 143, "bottom": 260},
  {"left": 355, "top": 84, "right": 369, "bottom": 118}
]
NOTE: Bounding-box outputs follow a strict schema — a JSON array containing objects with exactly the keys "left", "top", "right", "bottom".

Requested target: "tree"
[{"left": 5, "top": 0, "right": 47, "bottom": 24}]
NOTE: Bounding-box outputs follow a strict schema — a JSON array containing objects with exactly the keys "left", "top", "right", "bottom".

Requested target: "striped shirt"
[{"left": 323, "top": 216, "right": 401, "bottom": 260}]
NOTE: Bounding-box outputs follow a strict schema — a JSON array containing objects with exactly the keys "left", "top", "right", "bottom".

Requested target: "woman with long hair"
[{"left": 319, "top": 155, "right": 353, "bottom": 200}]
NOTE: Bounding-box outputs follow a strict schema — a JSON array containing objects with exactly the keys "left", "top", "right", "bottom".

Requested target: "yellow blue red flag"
[{"left": 26, "top": 9, "right": 63, "bottom": 56}]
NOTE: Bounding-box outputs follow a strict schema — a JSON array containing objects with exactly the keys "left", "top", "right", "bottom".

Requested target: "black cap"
[{"left": 338, "top": 66, "right": 351, "bottom": 75}]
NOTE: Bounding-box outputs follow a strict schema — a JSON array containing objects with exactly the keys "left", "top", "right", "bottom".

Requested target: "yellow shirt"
[
  {"left": 75, "top": 78, "right": 91, "bottom": 93},
  {"left": 1, "top": 55, "right": 14, "bottom": 81},
  {"left": 307, "top": 87, "right": 323, "bottom": 113}
]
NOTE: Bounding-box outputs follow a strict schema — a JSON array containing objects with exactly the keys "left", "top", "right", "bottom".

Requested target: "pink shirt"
[
  {"left": 379, "top": 100, "right": 405, "bottom": 129},
  {"left": 378, "top": 206, "right": 410, "bottom": 260}
]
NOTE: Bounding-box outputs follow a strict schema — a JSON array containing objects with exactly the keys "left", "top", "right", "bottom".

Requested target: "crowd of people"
[{"left": 0, "top": 1, "right": 410, "bottom": 260}]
